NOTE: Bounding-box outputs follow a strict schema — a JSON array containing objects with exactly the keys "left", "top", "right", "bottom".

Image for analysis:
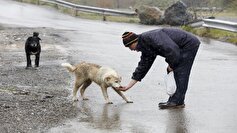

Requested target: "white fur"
[
  {"left": 61, "top": 62, "right": 132, "bottom": 104},
  {"left": 61, "top": 63, "right": 76, "bottom": 72},
  {"left": 97, "top": 67, "right": 119, "bottom": 81}
]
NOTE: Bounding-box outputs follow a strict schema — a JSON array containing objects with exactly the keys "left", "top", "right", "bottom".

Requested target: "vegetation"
[
  {"left": 182, "top": 26, "right": 237, "bottom": 45},
  {"left": 64, "top": 0, "right": 180, "bottom": 10},
  {"left": 65, "top": 0, "right": 237, "bottom": 10},
  {"left": 54, "top": 5, "right": 139, "bottom": 23},
  {"left": 17, "top": 0, "right": 39, "bottom": 4},
  {"left": 16, "top": 0, "right": 237, "bottom": 45}
]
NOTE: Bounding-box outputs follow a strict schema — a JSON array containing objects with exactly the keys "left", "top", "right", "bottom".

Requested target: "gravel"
[{"left": 0, "top": 24, "right": 79, "bottom": 133}]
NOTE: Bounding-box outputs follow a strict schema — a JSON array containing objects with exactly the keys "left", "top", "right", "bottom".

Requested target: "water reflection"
[
  {"left": 78, "top": 102, "right": 122, "bottom": 130},
  {"left": 166, "top": 109, "right": 190, "bottom": 133}
]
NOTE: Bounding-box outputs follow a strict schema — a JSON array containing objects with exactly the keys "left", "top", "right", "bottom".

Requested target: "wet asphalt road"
[{"left": 1, "top": 0, "right": 237, "bottom": 133}]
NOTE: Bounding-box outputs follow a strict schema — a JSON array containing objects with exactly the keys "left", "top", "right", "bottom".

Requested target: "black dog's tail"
[{"left": 61, "top": 63, "right": 76, "bottom": 72}]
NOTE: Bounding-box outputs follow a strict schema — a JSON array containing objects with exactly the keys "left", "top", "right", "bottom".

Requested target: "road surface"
[{"left": 0, "top": 0, "right": 237, "bottom": 133}]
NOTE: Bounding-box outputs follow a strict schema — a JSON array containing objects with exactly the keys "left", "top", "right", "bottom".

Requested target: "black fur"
[{"left": 25, "top": 32, "right": 41, "bottom": 68}]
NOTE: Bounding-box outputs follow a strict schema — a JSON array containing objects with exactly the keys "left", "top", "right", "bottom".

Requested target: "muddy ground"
[{"left": 0, "top": 24, "right": 79, "bottom": 133}]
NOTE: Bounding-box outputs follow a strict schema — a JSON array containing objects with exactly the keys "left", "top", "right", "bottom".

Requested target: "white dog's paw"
[
  {"left": 126, "top": 101, "right": 133, "bottom": 103},
  {"left": 73, "top": 97, "right": 79, "bottom": 102},
  {"left": 83, "top": 97, "right": 89, "bottom": 100},
  {"left": 107, "top": 101, "right": 113, "bottom": 104}
]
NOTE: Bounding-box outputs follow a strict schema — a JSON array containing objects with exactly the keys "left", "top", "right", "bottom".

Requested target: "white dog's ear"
[{"left": 105, "top": 77, "right": 111, "bottom": 82}]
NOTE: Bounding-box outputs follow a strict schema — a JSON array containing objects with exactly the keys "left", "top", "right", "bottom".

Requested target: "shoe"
[
  {"left": 159, "top": 102, "right": 185, "bottom": 109},
  {"left": 158, "top": 102, "right": 168, "bottom": 106}
]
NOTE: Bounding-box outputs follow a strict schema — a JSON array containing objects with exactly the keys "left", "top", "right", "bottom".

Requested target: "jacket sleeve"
[
  {"left": 132, "top": 52, "right": 156, "bottom": 81},
  {"left": 150, "top": 30, "right": 181, "bottom": 69}
]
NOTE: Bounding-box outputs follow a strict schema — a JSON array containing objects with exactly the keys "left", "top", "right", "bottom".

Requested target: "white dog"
[{"left": 61, "top": 62, "right": 133, "bottom": 104}]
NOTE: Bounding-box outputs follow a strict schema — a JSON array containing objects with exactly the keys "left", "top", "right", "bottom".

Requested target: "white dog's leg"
[
  {"left": 73, "top": 79, "right": 84, "bottom": 102},
  {"left": 101, "top": 87, "right": 113, "bottom": 104},
  {"left": 113, "top": 88, "right": 133, "bottom": 103},
  {"left": 73, "top": 86, "right": 79, "bottom": 102},
  {"left": 80, "top": 80, "right": 92, "bottom": 100}
]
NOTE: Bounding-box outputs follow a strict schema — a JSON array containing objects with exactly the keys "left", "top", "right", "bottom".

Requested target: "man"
[{"left": 117, "top": 28, "right": 200, "bottom": 109}]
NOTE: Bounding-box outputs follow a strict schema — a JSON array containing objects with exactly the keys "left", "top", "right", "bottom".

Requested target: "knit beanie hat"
[{"left": 122, "top": 32, "right": 138, "bottom": 47}]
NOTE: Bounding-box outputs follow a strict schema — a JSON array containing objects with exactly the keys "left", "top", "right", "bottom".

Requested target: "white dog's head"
[{"left": 104, "top": 75, "right": 122, "bottom": 88}]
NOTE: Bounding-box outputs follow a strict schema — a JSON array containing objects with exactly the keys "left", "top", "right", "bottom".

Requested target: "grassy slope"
[
  {"left": 182, "top": 26, "right": 237, "bottom": 45},
  {"left": 17, "top": 0, "right": 237, "bottom": 45}
]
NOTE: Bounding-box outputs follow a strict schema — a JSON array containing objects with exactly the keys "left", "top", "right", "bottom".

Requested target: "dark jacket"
[{"left": 132, "top": 28, "right": 200, "bottom": 81}]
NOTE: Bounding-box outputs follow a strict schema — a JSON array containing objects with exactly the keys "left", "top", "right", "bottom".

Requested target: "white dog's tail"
[{"left": 61, "top": 63, "right": 76, "bottom": 72}]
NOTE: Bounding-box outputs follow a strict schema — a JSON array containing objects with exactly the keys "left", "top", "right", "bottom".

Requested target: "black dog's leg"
[
  {"left": 35, "top": 53, "right": 40, "bottom": 67},
  {"left": 26, "top": 53, "right": 32, "bottom": 68}
]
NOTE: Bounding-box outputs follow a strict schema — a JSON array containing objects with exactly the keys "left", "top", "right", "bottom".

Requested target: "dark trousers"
[{"left": 168, "top": 45, "right": 199, "bottom": 104}]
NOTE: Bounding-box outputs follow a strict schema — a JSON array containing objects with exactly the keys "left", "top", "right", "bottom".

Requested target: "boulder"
[
  {"left": 136, "top": 5, "right": 164, "bottom": 25},
  {"left": 164, "top": 1, "right": 193, "bottom": 26}
]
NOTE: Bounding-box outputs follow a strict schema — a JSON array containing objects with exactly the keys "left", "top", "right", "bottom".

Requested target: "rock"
[
  {"left": 12, "top": 90, "right": 30, "bottom": 95},
  {"left": 136, "top": 5, "right": 164, "bottom": 25},
  {"left": 42, "top": 94, "right": 54, "bottom": 99},
  {"left": 164, "top": 1, "right": 193, "bottom": 26},
  {"left": 1, "top": 104, "right": 10, "bottom": 108}
]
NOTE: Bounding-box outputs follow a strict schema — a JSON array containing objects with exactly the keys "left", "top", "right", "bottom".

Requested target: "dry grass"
[{"left": 182, "top": 26, "right": 237, "bottom": 45}]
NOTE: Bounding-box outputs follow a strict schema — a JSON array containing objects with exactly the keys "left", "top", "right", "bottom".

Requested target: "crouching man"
[{"left": 117, "top": 28, "right": 200, "bottom": 109}]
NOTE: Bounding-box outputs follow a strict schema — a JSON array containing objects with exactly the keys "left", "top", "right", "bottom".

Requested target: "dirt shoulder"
[{"left": 0, "top": 24, "right": 78, "bottom": 133}]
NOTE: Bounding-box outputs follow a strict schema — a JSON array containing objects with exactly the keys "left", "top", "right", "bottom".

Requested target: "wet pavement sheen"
[{"left": 1, "top": 0, "right": 237, "bottom": 133}]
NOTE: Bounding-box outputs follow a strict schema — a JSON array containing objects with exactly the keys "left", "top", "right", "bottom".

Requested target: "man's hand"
[
  {"left": 116, "top": 79, "right": 137, "bottom": 92},
  {"left": 116, "top": 86, "right": 130, "bottom": 92}
]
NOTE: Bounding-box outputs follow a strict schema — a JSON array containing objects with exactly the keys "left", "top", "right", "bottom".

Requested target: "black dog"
[{"left": 25, "top": 32, "right": 41, "bottom": 69}]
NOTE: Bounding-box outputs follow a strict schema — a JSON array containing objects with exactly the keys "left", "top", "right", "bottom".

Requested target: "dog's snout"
[
  {"left": 30, "top": 42, "right": 37, "bottom": 47},
  {"left": 112, "top": 82, "right": 121, "bottom": 88}
]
